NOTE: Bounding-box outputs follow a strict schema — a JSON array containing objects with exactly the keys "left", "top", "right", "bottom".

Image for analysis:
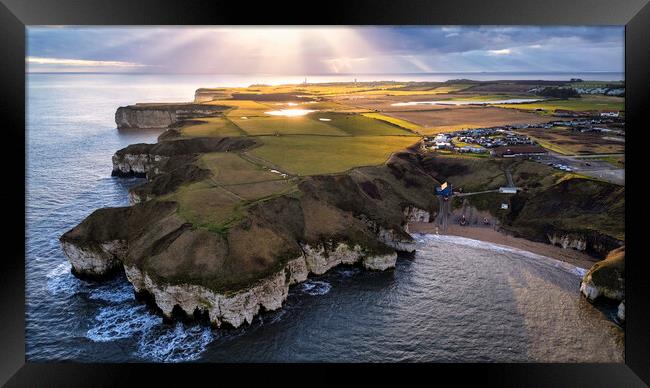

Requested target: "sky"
[{"left": 26, "top": 26, "right": 624, "bottom": 74}]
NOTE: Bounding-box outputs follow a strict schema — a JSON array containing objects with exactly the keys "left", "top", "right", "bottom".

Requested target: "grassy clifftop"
[{"left": 421, "top": 153, "right": 624, "bottom": 256}]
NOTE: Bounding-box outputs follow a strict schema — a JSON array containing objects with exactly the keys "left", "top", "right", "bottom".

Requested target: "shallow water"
[{"left": 26, "top": 73, "right": 623, "bottom": 362}]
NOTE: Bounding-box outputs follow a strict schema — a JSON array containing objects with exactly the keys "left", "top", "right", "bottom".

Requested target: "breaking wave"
[
  {"left": 410, "top": 233, "right": 588, "bottom": 277},
  {"left": 134, "top": 323, "right": 214, "bottom": 362},
  {"left": 88, "top": 280, "right": 135, "bottom": 303},
  {"left": 299, "top": 280, "right": 332, "bottom": 296},
  {"left": 86, "top": 304, "right": 160, "bottom": 342},
  {"left": 46, "top": 261, "right": 84, "bottom": 297}
]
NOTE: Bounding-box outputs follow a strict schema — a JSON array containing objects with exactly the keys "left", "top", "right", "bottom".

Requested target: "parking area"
[{"left": 528, "top": 153, "right": 624, "bottom": 185}]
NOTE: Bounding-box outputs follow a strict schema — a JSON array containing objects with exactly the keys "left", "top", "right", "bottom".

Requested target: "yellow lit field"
[
  {"left": 180, "top": 117, "right": 245, "bottom": 137},
  {"left": 361, "top": 113, "right": 422, "bottom": 133},
  {"left": 312, "top": 112, "right": 416, "bottom": 136},
  {"left": 230, "top": 115, "right": 349, "bottom": 136},
  {"left": 251, "top": 135, "right": 420, "bottom": 176},
  {"left": 205, "top": 100, "right": 274, "bottom": 117},
  {"left": 491, "top": 95, "right": 624, "bottom": 113}
]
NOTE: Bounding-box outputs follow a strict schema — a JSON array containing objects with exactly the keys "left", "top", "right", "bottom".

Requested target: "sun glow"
[{"left": 264, "top": 109, "right": 316, "bottom": 117}]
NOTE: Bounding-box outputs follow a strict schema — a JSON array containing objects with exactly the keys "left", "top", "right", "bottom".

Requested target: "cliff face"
[
  {"left": 115, "top": 104, "right": 227, "bottom": 129},
  {"left": 111, "top": 137, "right": 257, "bottom": 178},
  {"left": 61, "top": 139, "right": 438, "bottom": 327},
  {"left": 580, "top": 246, "right": 625, "bottom": 303},
  {"left": 420, "top": 154, "right": 624, "bottom": 258},
  {"left": 506, "top": 179, "right": 624, "bottom": 257}
]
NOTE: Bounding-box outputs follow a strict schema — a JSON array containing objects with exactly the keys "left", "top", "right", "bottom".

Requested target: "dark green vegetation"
[
  {"left": 421, "top": 154, "right": 624, "bottom": 256},
  {"left": 536, "top": 87, "right": 581, "bottom": 99}
]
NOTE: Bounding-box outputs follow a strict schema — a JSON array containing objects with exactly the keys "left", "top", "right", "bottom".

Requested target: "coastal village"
[{"left": 422, "top": 111, "right": 624, "bottom": 176}]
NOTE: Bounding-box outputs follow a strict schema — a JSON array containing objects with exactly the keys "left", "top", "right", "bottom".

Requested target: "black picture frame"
[{"left": 2, "top": 0, "right": 649, "bottom": 386}]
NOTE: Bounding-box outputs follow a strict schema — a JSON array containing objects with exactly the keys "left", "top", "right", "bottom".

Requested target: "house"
[{"left": 435, "top": 182, "right": 453, "bottom": 197}]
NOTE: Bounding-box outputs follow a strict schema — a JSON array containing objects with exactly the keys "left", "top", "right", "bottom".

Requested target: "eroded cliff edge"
[
  {"left": 580, "top": 246, "right": 625, "bottom": 322},
  {"left": 115, "top": 104, "right": 228, "bottom": 129},
  {"left": 60, "top": 133, "right": 438, "bottom": 328}
]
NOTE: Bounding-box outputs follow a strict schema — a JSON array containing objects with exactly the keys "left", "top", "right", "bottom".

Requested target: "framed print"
[{"left": 1, "top": 0, "right": 649, "bottom": 386}]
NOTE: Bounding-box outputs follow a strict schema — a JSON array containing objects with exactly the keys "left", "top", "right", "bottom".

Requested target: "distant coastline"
[{"left": 27, "top": 71, "right": 625, "bottom": 84}]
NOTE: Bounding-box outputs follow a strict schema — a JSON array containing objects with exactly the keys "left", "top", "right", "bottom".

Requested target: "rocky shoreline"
[
  {"left": 62, "top": 207, "right": 420, "bottom": 328},
  {"left": 123, "top": 241, "right": 398, "bottom": 328}
]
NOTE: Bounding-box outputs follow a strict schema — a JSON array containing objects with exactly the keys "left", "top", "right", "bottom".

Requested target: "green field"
[
  {"left": 251, "top": 135, "right": 419, "bottom": 176},
  {"left": 164, "top": 152, "right": 297, "bottom": 232},
  {"left": 449, "top": 94, "right": 533, "bottom": 102},
  {"left": 230, "top": 115, "right": 349, "bottom": 136},
  {"left": 492, "top": 95, "right": 624, "bottom": 113},
  {"left": 316, "top": 112, "right": 416, "bottom": 136},
  {"left": 180, "top": 117, "right": 245, "bottom": 137},
  {"left": 361, "top": 113, "right": 422, "bottom": 133},
  {"left": 198, "top": 152, "right": 286, "bottom": 184},
  {"left": 205, "top": 100, "right": 274, "bottom": 117}
]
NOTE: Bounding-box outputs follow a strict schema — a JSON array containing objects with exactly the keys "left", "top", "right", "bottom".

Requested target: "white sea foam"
[
  {"left": 46, "top": 261, "right": 83, "bottom": 296},
  {"left": 86, "top": 305, "right": 160, "bottom": 342},
  {"left": 134, "top": 323, "right": 214, "bottom": 362},
  {"left": 410, "top": 233, "right": 588, "bottom": 277},
  {"left": 300, "top": 280, "right": 332, "bottom": 296},
  {"left": 88, "top": 281, "right": 135, "bottom": 303}
]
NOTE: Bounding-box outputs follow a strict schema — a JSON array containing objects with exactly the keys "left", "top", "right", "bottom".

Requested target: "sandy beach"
[{"left": 408, "top": 222, "right": 599, "bottom": 270}]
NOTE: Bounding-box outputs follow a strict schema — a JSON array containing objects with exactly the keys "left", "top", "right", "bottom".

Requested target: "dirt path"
[{"left": 239, "top": 151, "right": 297, "bottom": 178}]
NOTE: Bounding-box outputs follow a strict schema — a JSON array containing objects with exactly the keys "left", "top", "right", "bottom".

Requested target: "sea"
[{"left": 26, "top": 72, "right": 623, "bottom": 362}]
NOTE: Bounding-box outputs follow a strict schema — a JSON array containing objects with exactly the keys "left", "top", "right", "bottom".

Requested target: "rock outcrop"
[
  {"left": 547, "top": 233, "right": 587, "bottom": 251},
  {"left": 580, "top": 246, "right": 625, "bottom": 302},
  {"left": 617, "top": 300, "right": 625, "bottom": 323},
  {"left": 111, "top": 137, "right": 257, "bottom": 178},
  {"left": 115, "top": 104, "right": 227, "bottom": 129},
  {"left": 123, "top": 240, "right": 397, "bottom": 327},
  {"left": 403, "top": 206, "right": 430, "bottom": 223}
]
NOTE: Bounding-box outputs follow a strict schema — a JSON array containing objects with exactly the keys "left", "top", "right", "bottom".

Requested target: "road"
[
  {"left": 434, "top": 196, "right": 451, "bottom": 231},
  {"left": 455, "top": 189, "right": 499, "bottom": 197},
  {"left": 504, "top": 163, "right": 515, "bottom": 187}
]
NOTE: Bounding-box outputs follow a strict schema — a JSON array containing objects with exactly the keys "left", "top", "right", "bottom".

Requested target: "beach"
[{"left": 408, "top": 222, "right": 599, "bottom": 270}]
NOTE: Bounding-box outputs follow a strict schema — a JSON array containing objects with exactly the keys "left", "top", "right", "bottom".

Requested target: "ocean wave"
[
  {"left": 88, "top": 281, "right": 135, "bottom": 303},
  {"left": 134, "top": 323, "right": 214, "bottom": 362},
  {"left": 299, "top": 280, "right": 332, "bottom": 296},
  {"left": 86, "top": 304, "right": 160, "bottom": 342},
  {"left": 410, "top": 233, "right": 587, "bottom": 277},
  {"left": 46, "top": 261, "right": 85, "bottom": 296}
]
